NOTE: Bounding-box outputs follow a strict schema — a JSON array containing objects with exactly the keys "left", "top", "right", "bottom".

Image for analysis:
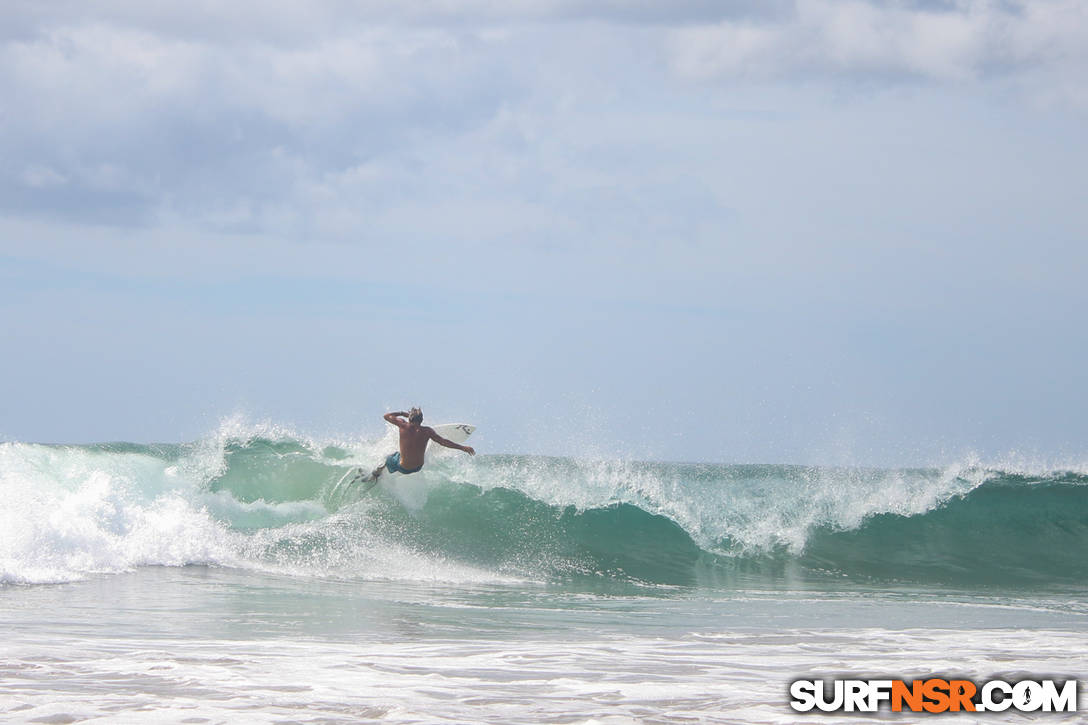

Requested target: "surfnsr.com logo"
[{"left": 789, "top": 678, "right": 1078, "bottom": 713}]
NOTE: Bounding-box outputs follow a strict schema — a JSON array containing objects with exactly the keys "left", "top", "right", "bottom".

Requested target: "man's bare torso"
[{"left": 398, "top": 424, "right": 433, "bottom": 470}]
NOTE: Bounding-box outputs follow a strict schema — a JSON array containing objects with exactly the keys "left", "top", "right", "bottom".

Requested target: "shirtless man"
[{"left": 370, "top": 407, "right": 475, "bottom": 479}]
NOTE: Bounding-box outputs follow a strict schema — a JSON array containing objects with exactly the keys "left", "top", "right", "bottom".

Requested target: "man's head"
[{"left": 408, "top": 407, "right": 423, "bottom": 424}]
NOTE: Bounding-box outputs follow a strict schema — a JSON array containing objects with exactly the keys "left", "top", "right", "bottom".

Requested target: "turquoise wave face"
[
  {"left": 797, "top": 476, "right": 1088, "bottom": 585},
  {"left": 2, "top": 434, "right": 1086, "bottom": 589}
]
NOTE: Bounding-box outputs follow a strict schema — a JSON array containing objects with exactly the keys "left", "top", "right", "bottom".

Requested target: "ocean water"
[{"left": 2, "top": 422, "right": 1086, "bottom": 723}]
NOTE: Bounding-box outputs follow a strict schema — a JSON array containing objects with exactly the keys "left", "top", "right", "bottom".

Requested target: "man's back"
[{"left": 397, "top": 423, "right": 432, "bottom": 470}]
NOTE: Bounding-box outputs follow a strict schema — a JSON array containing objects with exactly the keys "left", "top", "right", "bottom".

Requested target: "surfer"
[{"left": 369, "top": 407, "right": 475, "bottom": 479}]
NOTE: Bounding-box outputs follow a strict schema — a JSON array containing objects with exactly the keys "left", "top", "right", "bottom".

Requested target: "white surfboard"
[
  {"left": 330, "top": 423, "right": 475, "bottom": 501},
  {"left": 428, "top": 423, "right": 476, "bottom": 448}
]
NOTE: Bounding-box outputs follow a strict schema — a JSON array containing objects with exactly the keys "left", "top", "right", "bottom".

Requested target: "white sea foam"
[
  {"left": 0, "top": 441, "right": 240, "bottom": 584},
  {"left": 0, "top": 425, "right": 523, "bottom": 586},
  {"left": 4, "top": 626, "right": 1085, "bottom": 724}
]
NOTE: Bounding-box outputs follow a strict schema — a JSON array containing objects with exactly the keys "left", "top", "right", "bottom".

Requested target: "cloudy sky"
[{"left": 2, "top": 0, "right": 1086, "bottom": 465}]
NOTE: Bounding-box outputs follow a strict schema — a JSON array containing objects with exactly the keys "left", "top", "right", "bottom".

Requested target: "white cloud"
[
  {"left": 667, "top": 0, "right": 1088, "bottom": 85},
  {"left": 1, "top": 0, "right": 1085, "bottom": 243},
  {"left": 0, "top": 1, "right": 778, "bottom": 43},
  {"left": 0, "top": 17, "right": 518, "bottom": 230},
  {"left": 1, "top": 23, "right": 475, "bottom": 129}
]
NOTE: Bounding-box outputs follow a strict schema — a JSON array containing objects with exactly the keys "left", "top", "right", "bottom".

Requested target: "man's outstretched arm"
[
  {"left": 384, "top": 411, "right": 409, "bottom": 428},
  {"left": 428, "top": 429, "right": 475, "bottom": 455}
]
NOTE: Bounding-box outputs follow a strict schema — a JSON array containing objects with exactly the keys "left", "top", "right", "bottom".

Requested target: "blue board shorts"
[{"left": 385, "top": 452, "right": 422, "bottom": 475}]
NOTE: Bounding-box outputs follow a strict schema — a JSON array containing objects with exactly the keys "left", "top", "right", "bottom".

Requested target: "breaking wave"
[{"left": 2, "top": 421, "right": 1085, "bottom": 588}]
